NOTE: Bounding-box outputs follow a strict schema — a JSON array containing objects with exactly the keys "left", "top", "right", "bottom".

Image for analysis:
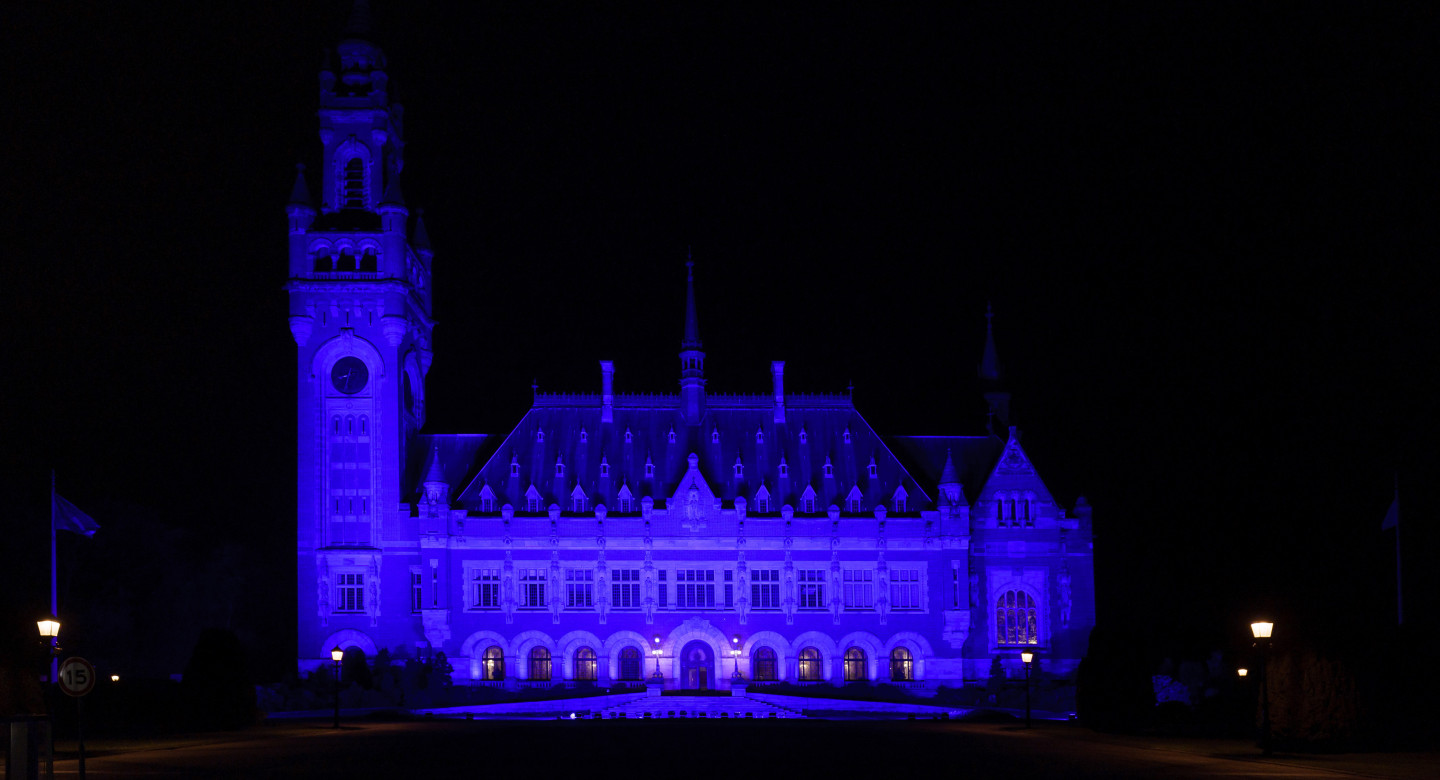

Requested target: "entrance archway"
[{"left": 679, "top": 640, "right": 715, "bottom": 690}]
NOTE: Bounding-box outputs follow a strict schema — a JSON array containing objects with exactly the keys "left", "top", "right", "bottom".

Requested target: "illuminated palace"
[{"left": 287, "top": 13, "right": 1094, "bottom": 693}]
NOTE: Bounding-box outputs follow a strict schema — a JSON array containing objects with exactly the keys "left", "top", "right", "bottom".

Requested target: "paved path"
[{"left": 36, "top": 720, "right": 1438, "bottom": 778}]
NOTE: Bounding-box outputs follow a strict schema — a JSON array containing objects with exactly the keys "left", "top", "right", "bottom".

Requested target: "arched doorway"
[{"left": 679, "top": 640, "right": 715, "bottom": 690}]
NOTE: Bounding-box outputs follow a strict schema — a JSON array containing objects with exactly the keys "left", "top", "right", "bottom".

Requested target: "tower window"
[
  {"left": 779, "top": 462, "right": 788, "bottom": 478},
  {"left": 645, "top": 460, "right": 654, "bottom": 478},
  {"left": 799, "top": 429, "right": 807, "bottom": 444},
  {"left": 868, "top": 459, "right": 877, "bottom": 479},
  {"left": 536, "top": 430, "right": 545, "bottom": 443},
  {"left": 668, "top": 428, "right": 676, "bottom": 444},
  {"left": 600, "top": 461, "right": 610, "bottom": 477},
  {"left": 556, "top": 459, "right": 564, "bottom": 477},
  {"left": 510, "top": 461, "right": 520, "bottom": 477},
  {"left": 343, "top": 158, "right": 365, "bottom": 208},
  {"left": 824, "top": 460, "right": 833, "bottom": 478},
  {"left": 712, "top": 428, "right": 720, "bottom": 444},
  {"left": 580, "top": 428, "right": 588, "bottom": 443},
  {"left": 734, "top": 459, "right": 743, "bottom": 479},
  {"left": 625, "top": 429, "right": 633, "bottom": 443},
  {"left": 756, "top": 427, "right": 764, "bottom": 444}
]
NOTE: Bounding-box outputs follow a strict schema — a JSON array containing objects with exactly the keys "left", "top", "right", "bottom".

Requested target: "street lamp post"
[
  {"left": 1250, "top": 621, "right": 1274, "bottom": 756},
  {"left": 1020, "top": 651, "right": 1034, "bottom": 728},
  {"left": 37, "top": 618, "right": 61, "bottom": 683},
  {"left": 731, "top": 635, "right": 742, "bottom": 680},
  {"left": 330, "top": 646, "right": 344, "bottom": 729},
  {"left": 651, "top": 636, "right": 663, "bottom": 680}
]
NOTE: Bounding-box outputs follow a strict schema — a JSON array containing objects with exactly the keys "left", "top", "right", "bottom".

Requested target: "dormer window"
[
  {"left": 644, "top": 457, "right": 654, "bottom": 478},
  {"left": 579, "top": 428, "right": 588, "bottom": 444},
  {"left": 845, "top": 485, "right": 863, "bottom": 514},
  {"left": 625, "top": 428, "right": 633, "bottom": 443},
  {"left": 867, "top": 458, "right": 878, "bottom": 479},
  {"left": 571, "top": 485, "right": 587, "bottom": 513},
  {"left": 799, "top": 428, "right": 807, "bottom": 445},
  {"left": 555, "top": 457, "right": 564, "bottom": 477},
  {"left": 779, "top": 459, "right": 788, "bottom": 478},
  {"left": 479, "top": 485, "right": 497, "bottom": 513},
  {"left": 617, "top": 483, "right": 633, "bottom": 513},
  {"left": 712, "top": 427, "right": 720, "bottom": 444},
  {"left": 510, "top": 454, "right": 520, "bottom": 477},
  {"left": 600, "top": 458, "right": 610, "bottom": 477},
  {"left": 893, "top": 486, "right": 908, "bottom": 514},
  {"left": 823, "top": 457, "right": 834, "bottom": 478},
  {"left": 734, "top": 457, "right": 744, "bottom": 479},
  {"left": 536, "top": 429, "right": 545, "bottom": 443},
  {"left": 843, "top": 428, "right": 851, "bottom": 444},
  {"left": 524, "top": 485, "right": 542, "bottom": 513},
  {"left": 755, "top": 485, "right": 771, "bottom": 514},
  {"left": 756, "top": 427, "right": 764, "bottom": 444},
  {"left": 800, "top": 485, "right": 817, "bottom": 514},
  {"left": 668, "top": 426, "right": 676, "bottom": 444},
  {"left": 343, "top": 158, "right": 365, "bottom": 208}
]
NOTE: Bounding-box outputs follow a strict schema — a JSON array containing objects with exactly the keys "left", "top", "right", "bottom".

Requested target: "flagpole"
[
  {"left": 1394, "top": 475, "right": 1403, "bottom": 627},
  {"left": 51, "top": 469, "right": 59, "bottom": 683}
]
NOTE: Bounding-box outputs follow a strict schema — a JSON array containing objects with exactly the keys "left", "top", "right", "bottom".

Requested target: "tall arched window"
[
  {"left": 529, "top": 647, "right": 552, "bottom": 681},
  {"left": 343, "top": 158, "right": 365, "bottom": 208},
  {"left": 314, "top": 249, "right": 333, "bottom": 272},
  {"left": 996, "top": 589, "right": 1039, "bottom": 645},
  {"left": 619, "top": 647, "right": 641, "bottom": 681},
  {"left": 844, "top": 647, "right": 867, "bottom": 682},
  {"left": 574, "top": 647, "right": 596, "bottom": 681},
  {"left": 753, "top": 647, "right": 777, "bottom": 681},
  {"left": 890, "top": 647, "right": 913, "bottom": 681},
  {"left": 482, "top": 646, "right": 505, "bottom": 681},
  {"left": 798, "top": 647, "right": 822, "bottom": 682}
]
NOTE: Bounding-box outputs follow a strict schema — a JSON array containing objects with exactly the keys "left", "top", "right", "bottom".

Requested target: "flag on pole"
[{"left": 53, "top": 493, "right": 100, "bottom": 536}]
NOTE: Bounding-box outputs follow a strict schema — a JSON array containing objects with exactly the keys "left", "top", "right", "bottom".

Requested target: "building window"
[
  {"left": 657, "top": 570, "right": 668, "bottom": 609},
  {"left": 779, "top": 461, "right": 788, "bottom": 478},
  {"left": 482, "top": 646, "right": 505, "bottom": 681},
  {"left": 480, "top": 497, "right": 495, "bottom": 513},
  {"left": 894, "top": 495, "right": 907, "bottom": 514},
  {"left": 555, "top": 459, "right": 564, "bottom": 477},
  {"left": 801, "top": 496, "right": 816, "bottom": 514},
  {"left": 600, "top": 460, "right": 610, "bottom": 477},
  {"left": 579, "top": 428, "right": 588, "bottom": 443},
  {"left": 667, "top": 428, "right": 675, "bottom": 444},
  {"left": 751, "top": 569, "right": 780, "bottom": 609},
  {"left": 520, "top": 569, "right": 546, "bottom": 608},
  {"left": 410, "top": 570, "right": 422, "bottom": 613},
  {"left": 645, "top": 460, "right": 654, "bottom": 478},
  {"left": 625, "top": 428, "right": 633, "bottom": 443},
  {"left": 891, "top": 569, "right": 920, "bottom": 610},
  {"left": 474, "top": 569, "right": 500, "bottom": 608},
  {"left": 566, "top": 568, "right": 594, "bottom": 608},
  {"left": 336, "top": 573, "right": 364, "bottom": 612},
  {"left": 844, "top": 648, "right": 866, "bottom": 682},
  {"left": 619, "top": 646, "right": 642, "bottom": 681},
  {"left": 756, "top": 428, "right": 764, "bottom": 444},
  {"left": 996, "top": 589, "right": 1039, "bottom": 645},
  {"left": 572, "top": 495, "right": 586, "bottom": 513},
  {"left": 798, "top": 569, "right": 825, "bottom": 609},
  {"left": 574, "top": 647, "right": 596, "bottom": 681},
  {"left": 343, "top": 158, "right": 365, "bottom": 208},
  {"left": 724, "top": 570, "right": 734, "bottom": 609},
  {"left": 712, "top": 428, "right": 720, "bottom": 444},
  {"left": 618, "top": 495, "right": 632, "bottom": 513},
  {"left": 952, "top": 563, "right": 962, "bottom": 608},
  {"left": 359, "top": 416, "right": 368, "bottom": 435},
  {"left": 734, "top": 459, "right": 743, "bottom": 479},
  {"left": 755, "top": 496, "right": 769, "bottom": 513},
  {"left": 824, "top": 460, "right": 833, "bottom": 478},
  {"left": 843, "top": 569, "right": 874, "bottom": 609},
  {"left": 676, "top": 569, "right": 716, "bottom": 609},
  {"left": 510, "top": 459, "right": 520, "bottom": 477},
  {"left": 868, "top": 459, "right": 878, "bottom": 479},
  {"left": 536, "top": 430, "right": 544, "bottom": 443},
  {"left": 798, "top": 647, "right": 822, "bottom": 681},
  {"left": 846, "top": 494, "right": 863, "bottom": 514},
  {"left": 529, "top": 647, "right": 552, "bottom": 681},
  {"left": 753, "top": 647, "right": 778, "bottom": 681},
  {"left": 799, "top": 429, "right": 807, "bottom": 444},
  {"left": 526, "top": 496, "right": 541, "bottom": 513},
  {"left": 612, "top": 569, "right": 640, "bottom": 608},
  {"left": 843, "top": 428, "right": 851, "bottom": 444},
  {"left": 890, "top": 647, "right": 913, "bottom": 681}
]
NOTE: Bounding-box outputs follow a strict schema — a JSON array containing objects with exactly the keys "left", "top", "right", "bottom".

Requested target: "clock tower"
[{"left": 286, "top": 6, "right": 433, "bottom": 667}]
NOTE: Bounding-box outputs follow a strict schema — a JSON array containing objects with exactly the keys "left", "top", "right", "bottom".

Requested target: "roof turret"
[
  {"left": 287, "top": 164, "right": 314, "bottom": 208},
  {"left": 423, "top": 445, "right": 446, "bottom": 485}
]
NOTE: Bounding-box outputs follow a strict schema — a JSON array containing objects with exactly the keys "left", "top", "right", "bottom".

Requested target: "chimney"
[
  {"left": 771, "top": 361, "right": 786, "bottom": 423},
  {"left": 600, "top": 360, "right": 614, "bottom": 423}
]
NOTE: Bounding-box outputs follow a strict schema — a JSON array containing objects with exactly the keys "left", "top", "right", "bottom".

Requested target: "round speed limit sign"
[{"left": 58, "top": 657, "right": 96, "bottom": 697}]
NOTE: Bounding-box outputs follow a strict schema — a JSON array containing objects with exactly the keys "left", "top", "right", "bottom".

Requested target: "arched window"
[
  {"left": 529, "top": 647, "right": 552, "bottom": 681},
  {"left": 358, "top": 416, "right": 367, "bottom": 435},
  {"left": 314, "top": 249, "right": 333, "bottom": 272},
  {"left": 798, "top": 647, "right": 822, "bottom": 682},
  {"left": 482, "top": 646, "right": 505, "bottom": 681},
  {"left": 343, "top": 158, "right": 365, "bottom": 208},
  {"left": 619, "top": 646, "right": 641, "bottom": 681},
  {"left": 844, "top": 647, "right": 867, "bottom": 682},
  {"left": 337, "top": 249, "right": 356, "bottom": 272},
  {"left": 574, "top": 647, "right": 596, "bottom": 681},
  {"left": 996, "top": 589, "right": 1039, "bottom": 645},
  {"left": 889, "top": 646, "right": 913, "bottom": 681},
  {"left": 753, "top": 647, "right": 777, "bottom": 681},
  {"left": 359, "top": 249, "right": 377, "bottom": 272}
]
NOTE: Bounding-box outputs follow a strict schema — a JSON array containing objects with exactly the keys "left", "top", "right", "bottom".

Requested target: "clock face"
[{"left": 331, "top": 356, "right": 369, "bottom": 395}]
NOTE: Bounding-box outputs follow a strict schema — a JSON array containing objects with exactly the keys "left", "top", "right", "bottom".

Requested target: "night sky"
[{"left": 4, "top": 2, "right": 1436, "bottom": 678}]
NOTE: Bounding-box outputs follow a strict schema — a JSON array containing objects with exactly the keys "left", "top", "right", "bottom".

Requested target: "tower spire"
[
  {"left": 978, "top": 303, "right": 1011, "bottom": 433},
  {"left": 679, "top": 254, "right": 706, "bottom": 424}
]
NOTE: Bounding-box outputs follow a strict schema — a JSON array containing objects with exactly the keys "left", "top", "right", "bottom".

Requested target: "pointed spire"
[
  {"left": 412, "top": 209, "right": 432, "bottom": 253},
  {"left": 380, "top": 170, "right": 405, "bottom": 207},
  {"left": 342, "top": 0, "right": 374, "bottom": 39},
  {"left": 682, "top": 253, "right": 702, "bottom": 350},
  {"left": 424, "top": 445, "right": 445, "bottom": 484},
  {"left": 288, "top": 164, "right": 314, "bottom": 208},
  {"left": 978, "top": 302, "right": 1001, "bottom": 382},
  {"left": 939, "top": 449, "right": 959, "bottom": 485}
]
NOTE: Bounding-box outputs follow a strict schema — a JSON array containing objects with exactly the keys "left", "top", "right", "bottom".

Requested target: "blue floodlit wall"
[{"left": 288, "top": 21, "right": 1094, "bottom": 692}]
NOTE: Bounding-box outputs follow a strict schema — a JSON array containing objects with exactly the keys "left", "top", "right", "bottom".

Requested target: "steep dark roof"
[{"left": 457, "top": 393, "right": 933, "bottom": 515}]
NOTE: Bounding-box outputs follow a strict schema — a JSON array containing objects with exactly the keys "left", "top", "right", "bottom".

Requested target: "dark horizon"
[{"left": 3, "top": 1, "right": 1436, "bottom": 680}]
